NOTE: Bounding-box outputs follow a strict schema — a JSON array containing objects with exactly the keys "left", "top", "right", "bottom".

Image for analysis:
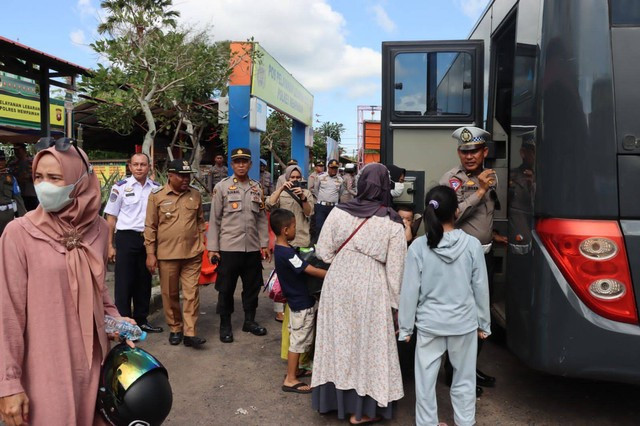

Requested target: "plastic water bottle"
[{"left": 104, "top": 315, "right": 147, "bottom": 341}]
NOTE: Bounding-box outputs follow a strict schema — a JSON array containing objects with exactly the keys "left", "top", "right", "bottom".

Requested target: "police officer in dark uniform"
[
  {"left": 104, "top": 153, "right": 163, "bottom": 334},
  {"left": 0, "top": 151, "right": 26, "bottom": 236},
  {"left": 207, "top": 148, "right": 270, "bottom": 343},
  {"left": 439, "top": 126, "right": 499, "bottom": 396}
]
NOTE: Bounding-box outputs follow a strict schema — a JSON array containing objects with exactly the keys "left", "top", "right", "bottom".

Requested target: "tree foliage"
[{"left": 83, "top": 0, "right": 233, "bottom": 168}]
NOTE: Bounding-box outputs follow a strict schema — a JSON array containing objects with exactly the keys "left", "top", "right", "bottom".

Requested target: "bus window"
[
  {"left": 393, "top": 51, "right": 473, "bottom": 118},
  {"left": 610, "top": 0, "right": 640, "bottom": 26}
]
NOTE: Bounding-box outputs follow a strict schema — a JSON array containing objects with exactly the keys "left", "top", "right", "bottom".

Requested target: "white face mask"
[
  {"left": 391, "top": 181, "right": 405, "bottom": 198},
  {"left": 34, "top": 172, "right": 86, "bottom": 213}
]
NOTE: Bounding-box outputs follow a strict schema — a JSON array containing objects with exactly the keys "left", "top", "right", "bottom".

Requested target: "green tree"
[
  {"left": 261, "top": 111, "right": 292, "bottom": 168},
  {"left": 83, "top": 0, "right": 234, "bottom": 166}
]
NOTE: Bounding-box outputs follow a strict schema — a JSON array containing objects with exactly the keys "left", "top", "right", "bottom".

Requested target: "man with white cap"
[{"left": 439, "top": 126, "right": 499, "bottom": 397}]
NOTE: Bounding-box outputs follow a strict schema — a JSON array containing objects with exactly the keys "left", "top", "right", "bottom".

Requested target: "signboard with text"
[
  {"left": 250, "top": 44, "right": 313, "bottom": 126},
  {"left": 0, "top": 92, "right": 65, "bottom": 130},
  {"left": 93, "top": 162, "right": 127, "bottom": 186}
]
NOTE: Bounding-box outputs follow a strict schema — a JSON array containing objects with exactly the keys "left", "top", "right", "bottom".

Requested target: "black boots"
[
  {"left": 242, "top": 311, "right": 267, "bottom": 336},
  {"left": 219, "top": 315, "right": 233, "bottom": 343}
]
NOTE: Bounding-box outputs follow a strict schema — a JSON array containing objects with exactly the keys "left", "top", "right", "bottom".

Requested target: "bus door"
[{"left": 381, "top": 40, "right": 484, "bottom": 214}]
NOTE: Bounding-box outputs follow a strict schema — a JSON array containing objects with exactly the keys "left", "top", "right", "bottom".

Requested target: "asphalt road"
[{"left": 119, "top": 269, "right": 640, "bottom": 426}]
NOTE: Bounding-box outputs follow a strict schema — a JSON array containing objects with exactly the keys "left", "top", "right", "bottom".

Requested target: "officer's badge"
[
  {"left": 466, "top": 180, "right": 475, "bottom": 186},
  {"left": 232, "top": 202, "right": 238, "bottom": 209},
  {"left": 237, "top": 149, "right": 243, "bottom": 154},
  {"left": 461, "top": 128, "right": 472, "bottom": 142},
  {"left": 111, "top": 188, "right": 119, "bottom": 195},
  {"left": 109, "top": 193, "right": 118, "bottom": 203},
  {"left": 449, "top": 178, "right": 461, "bottom": 191},
  {"left": 229, "top": 186, "right": 237, "bottom": 190},
  {"left": 124, "top": 187, "right": 133, "bottom": 192}
]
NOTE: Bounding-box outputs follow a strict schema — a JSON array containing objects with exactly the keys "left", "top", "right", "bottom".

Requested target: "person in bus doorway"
[
  {"left": 398, "top": 185, "right": 490, "bottom": 426},
  {"left": 439, "top": 126, "right": 498, "bottom": 396}
]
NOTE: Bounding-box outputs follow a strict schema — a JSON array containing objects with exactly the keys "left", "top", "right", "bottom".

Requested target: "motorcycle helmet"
[{"left": 98, "top": 343, "right": 173, "bottom": 426}]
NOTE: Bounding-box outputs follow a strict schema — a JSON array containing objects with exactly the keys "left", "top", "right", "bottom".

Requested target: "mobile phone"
[
  {"left": 300, "top": 181, "right": 307, "bottom": 189},
  {"left": 291, "top": 181, "right": 301, "bottom": 189}
]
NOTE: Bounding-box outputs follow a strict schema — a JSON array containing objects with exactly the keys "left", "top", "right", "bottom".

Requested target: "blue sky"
[{"left": 0, "top": 0, "right": 490, "bottom": 155}]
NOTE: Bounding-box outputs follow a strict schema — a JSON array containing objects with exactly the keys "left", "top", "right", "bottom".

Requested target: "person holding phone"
[{"left": 439, "top": 126, "right": 499, "bottom": 397}]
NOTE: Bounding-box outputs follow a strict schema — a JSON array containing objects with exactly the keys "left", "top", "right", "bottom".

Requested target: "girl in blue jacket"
[{"left": 398, "top": 185, "right": 490, "bottom": 426}]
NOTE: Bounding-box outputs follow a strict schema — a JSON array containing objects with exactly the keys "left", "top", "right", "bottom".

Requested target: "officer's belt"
[
  {"left": 0, "top": 201, "right": 17, "bottom": 212},
  {"left": 317, "top": 201, "right": 336, "bottom": 206}
]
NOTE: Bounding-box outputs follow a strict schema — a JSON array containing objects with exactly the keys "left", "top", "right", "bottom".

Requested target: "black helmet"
[{"left": 98, "top": 343, "right": 173, "bottom": 426}]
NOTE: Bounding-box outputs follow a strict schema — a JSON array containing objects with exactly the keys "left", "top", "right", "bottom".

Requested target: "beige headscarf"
[
  {"left": 25, "top": 146, "right": 106, "bottom": 368},
  {"left": 284, "top": 164, "right": 302, "bottom": 181}
]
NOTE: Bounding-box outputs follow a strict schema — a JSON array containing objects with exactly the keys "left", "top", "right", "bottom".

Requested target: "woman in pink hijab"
[{"left": 0, "top": 142, "right": 131, "bottom": 425}]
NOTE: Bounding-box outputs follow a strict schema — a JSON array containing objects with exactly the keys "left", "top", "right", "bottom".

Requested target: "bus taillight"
[{"left": 536, "top": 219, "right": 638, "bottom": 324}]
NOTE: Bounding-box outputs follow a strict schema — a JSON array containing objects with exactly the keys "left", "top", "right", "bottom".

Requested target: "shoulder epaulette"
[
  {"left": 150, "top": 179, "right": 161, "bottom": 186},
  {"left": 220, "top": 176, "right": 232, "bottom": 183},
  {"left": 151, "top": 186, "right": 163, "bottom": 194},
  {"left": 115, "top": 179, "right": 127, "bottom": 186}
]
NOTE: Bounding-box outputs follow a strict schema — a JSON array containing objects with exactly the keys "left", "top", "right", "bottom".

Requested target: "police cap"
[
  {"left": 521, "top": 131, "right": 536, "bottom": 150},
  {"left": 167, "top": 159, "right": 195, "bottom": 174},
  {"left": 452, "top": 126, "right": 491, "bottom": 151},
  {"left": 231, "top": 148, "right": 252, "bottom": 160},
  {"left": 327, "top": 159, "right": 339, "bottom": 168}
]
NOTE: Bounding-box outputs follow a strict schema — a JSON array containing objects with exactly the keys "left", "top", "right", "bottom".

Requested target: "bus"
[{"left": 381, "top": 0, "right": 640, "bottom": 384}]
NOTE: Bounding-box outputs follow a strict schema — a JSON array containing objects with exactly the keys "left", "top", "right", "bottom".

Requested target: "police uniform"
[
  {"left": 259, "top": 159, "right": 273, "bottom": 195},
  {"left": 313, "top": 159, "right": 345, "bottom": 236},
  {"left": 104, "top": 175, "right": 161, "bottom": 331},
  {"left": 508, "top": 133, "right": 536, "bottom": 255},
  {"left": 0, "top": 152, "right": 26, "bottom": 236},
  {"left": 207, "top": 147, "right": 269, "bottom": 343},
  {"left": 340, "top": 164, "right": 357, "bottom": 203},
  {"left": 211, "top": 163, "right": 228, "bottom": 189},
  {"left": 439, "top": 126, "right": 497, "bottom": 394},
  {"left": 144, "top": 160, "right": 206, "bottom": 346}
]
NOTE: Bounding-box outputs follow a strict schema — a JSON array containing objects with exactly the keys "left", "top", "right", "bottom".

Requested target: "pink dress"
[{"left": 0, "top": 217, "right": 119, "bottom": 425}]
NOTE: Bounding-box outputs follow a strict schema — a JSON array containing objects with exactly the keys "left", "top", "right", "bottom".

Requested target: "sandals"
[
  {"left": 282, "top": 382, "right": 312, "bottom": 394},
  {"left": 349, "top": 415, "right": 382, "bottom": 425}
]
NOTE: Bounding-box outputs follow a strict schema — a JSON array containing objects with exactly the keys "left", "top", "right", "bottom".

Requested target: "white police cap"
[{"left": 452, "top": 126, "right": 491, "bottom": 151}]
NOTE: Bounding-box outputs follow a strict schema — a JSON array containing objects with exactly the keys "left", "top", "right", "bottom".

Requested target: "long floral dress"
[{"left": 311, "top": 207, "right": 407, "bottom": 420}]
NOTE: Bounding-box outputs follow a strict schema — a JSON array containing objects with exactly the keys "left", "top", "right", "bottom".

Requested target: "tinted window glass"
[
  {"left": 512, "top": 50, "right": 537, "bottom": 123},
  {"left": 611, "top": 0, "right": 640, "bottom": 26},
  {"left": 393, "top": 51, "right": 472, "bottom": 117}
]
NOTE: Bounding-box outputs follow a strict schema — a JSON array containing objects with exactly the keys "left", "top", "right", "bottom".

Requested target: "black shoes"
[
  {"left": 242, "top": 321, "right": 267, "bottom": 336},
  {"left": 476, "top": 369, "right": 496, "bottom": 387},
  {"left": 168, "top": 332, "right": 183, "bottom": 345},
  {"left": 140, "top": 323, "right": 164, "bottom": 333},
  {"left": 220, "top": 325, "right": 234, "bottom": 343},
  {"left": 183, "top": 336, "right": 206, "bottom": 347}
]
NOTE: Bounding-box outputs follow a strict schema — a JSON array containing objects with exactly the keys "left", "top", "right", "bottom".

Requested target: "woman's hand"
[
  {"left": 291, "top": 187, "right": 304, "bottom": 198},
  {"left": 404, "top": 335, "right": 411, "bottom": 343},
  {"left": 478, "top": 330, "right": 489, "bottom": 340},
  {"left": 0, "top": 392, "right": 29, "bottom": 426},
  {"left": 107, "top": 316, "right": 137, "bottom": 348}
]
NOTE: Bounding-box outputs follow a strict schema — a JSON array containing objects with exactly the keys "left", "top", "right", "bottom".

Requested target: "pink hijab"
[{"left": 25, "top": 146, "right": 107, "bottom": 368}]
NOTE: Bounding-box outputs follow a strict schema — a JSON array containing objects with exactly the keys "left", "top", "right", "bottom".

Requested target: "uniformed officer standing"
[
  {"left": 145, "top": 159, "right": 206, "bottom": 348},
  {"left": 439, "top": 126, "right": 499, "bottom": 396},
  {"left": 0, "top": 151, "right": 26, "bottom": 236},
  {"left": 340, "top": 163, "right": 357, "bottom": 203},
  {"left": 259, "top": 159, "right": 273, "bottom": 196},
  {"left": 208, "top": 148, "right": 270, "bottom": 343},
  {"left": 307, "top": 160, "right": 325, "bottom": 197},
  {"left": 211, "top": 153, "right": 228, "bottom": 190},
  {"left": 104, "top": 153, "right": 163, "bottom": 335},
  {"left": 313, "top": 159, "right": 344, "bottom": 236},
  {"left": 8, "top": 143, "right": 37, "bottom": 211}
]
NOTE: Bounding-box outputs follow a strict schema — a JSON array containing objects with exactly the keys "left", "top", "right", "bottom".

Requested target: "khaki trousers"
[{"left": 158, "top": 254, "right": 202, "bottom": 336}]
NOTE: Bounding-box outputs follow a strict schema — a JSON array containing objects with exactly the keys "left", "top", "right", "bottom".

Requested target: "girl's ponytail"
[{"left": 424, "top": 185, "right": 458, "bottom": 249}]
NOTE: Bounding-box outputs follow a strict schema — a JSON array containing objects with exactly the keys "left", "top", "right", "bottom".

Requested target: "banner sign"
[
  {"left": 93, "top": 162, "right": 127, "bottom": 186},
  {"left": 0, "top": 92, "right": 65, "bottom": 130},
  {"left": 251, "top": 44, "right": 313, "bottom": 126}
]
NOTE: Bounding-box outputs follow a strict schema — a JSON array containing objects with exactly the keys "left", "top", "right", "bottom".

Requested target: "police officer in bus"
[{"left": 439, "top": 126, "right": 499, "bottom": 396}]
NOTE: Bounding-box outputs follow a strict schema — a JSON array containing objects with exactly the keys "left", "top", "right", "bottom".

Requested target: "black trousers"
[
  {"left": 114, "top": 230, "right": 152, "bottom": 324},
  {"left": 314, "top": 204, "right": 334, "bottom": 238},
  {"left": 215, "top": 251, "right": 263, "bottom": 316}
]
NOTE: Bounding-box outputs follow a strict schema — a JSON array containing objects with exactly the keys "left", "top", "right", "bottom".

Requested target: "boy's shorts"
[{"left": 288, "top": 305, "right": 317, "bottom": 353}]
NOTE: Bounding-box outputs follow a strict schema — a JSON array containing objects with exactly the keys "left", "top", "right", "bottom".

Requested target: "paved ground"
[{"left": 105, "top": 266, "right": 640, "bottom": 425}]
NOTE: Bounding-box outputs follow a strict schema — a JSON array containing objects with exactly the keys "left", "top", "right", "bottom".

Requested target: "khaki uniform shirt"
[
  {"left": 207, "top": 175, "right": 269, "bottom": 252},
  {"left": 340, "top": 173, "right": 357, "bottom": 203},
  {"left": 439, "top": 166, "right": 496, "bottom": 245},
  {"left": 308, "top": 171, "right": 319, "bottom": 196},
  {"left": 211, "top": 164, "right": 228, "bottom": 189},
  {"left": 314, "top": 173, "right": 345, "bottom": 204},
  {"left": 266, "top": 188, "right": 315, "bottom": 247},
  {"left": 144, "top": 184, "right": 205, "bottom": 260},
  {"left": 260, "top": 171, "right": 273, "bottom": 195}
]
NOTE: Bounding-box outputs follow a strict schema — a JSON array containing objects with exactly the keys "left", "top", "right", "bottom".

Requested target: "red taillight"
[{"left": 536, "top": 219, "right": 638, "bottom": 324}]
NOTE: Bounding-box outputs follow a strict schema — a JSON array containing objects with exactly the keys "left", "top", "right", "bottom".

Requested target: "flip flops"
[{"left": 282, "top": 382, "right": 312, "bottom": 394}]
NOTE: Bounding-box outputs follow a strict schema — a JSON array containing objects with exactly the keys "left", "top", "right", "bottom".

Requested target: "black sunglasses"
[{"left": 36, "top": 137, "right": 93, "bottom": 175}]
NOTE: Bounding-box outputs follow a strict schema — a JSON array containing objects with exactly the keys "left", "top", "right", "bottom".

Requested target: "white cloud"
[
  {"left": 370, "top": 4, "right": 396, "bottom": 33},
  {"left": 77, "top": 0, "right": 97, "bottom": 16},
  {"left": 70, "top": 29, "right": 86, "bottom": 45},
  {"left": 175, "top": 0, "right": 381, "bottom": 96},
  {"left": 455, "top": 0, "right": 489, "bottom": 20}
]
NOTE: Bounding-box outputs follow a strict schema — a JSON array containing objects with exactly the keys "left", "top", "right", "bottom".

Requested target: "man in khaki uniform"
[
  {"left": 210, "top": 153, "right": 228, "bottom": 190},
  {"left": 439, "top": 126, "right": 500, "bottom": 396},
  {"left": 208, "top": 147, "right": 270, "bottom": 343},
  {"left": 307, "top": 160, "right": 324, "bottom": 197},
  {"left": 145, "top": 159, "right": 206, "bottom": 348}
]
